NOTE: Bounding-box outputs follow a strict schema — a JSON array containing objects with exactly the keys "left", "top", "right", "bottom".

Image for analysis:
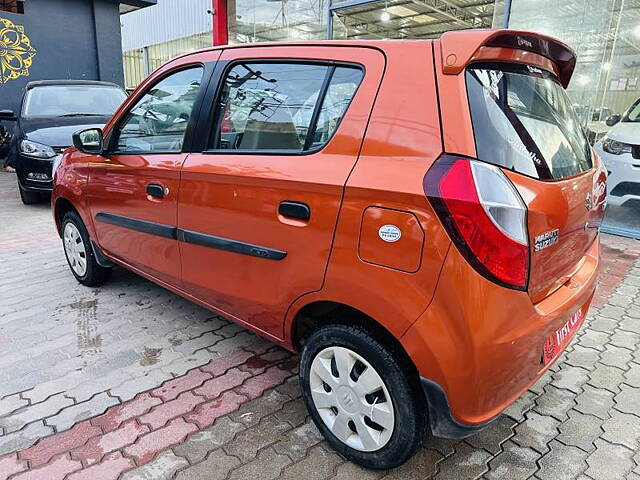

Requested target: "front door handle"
[
  {"left": 147, "top": 183, "right": 165, "bottom": 199},
  {"left": 279, "top": 201, "right": 310, "bottom": 221}
]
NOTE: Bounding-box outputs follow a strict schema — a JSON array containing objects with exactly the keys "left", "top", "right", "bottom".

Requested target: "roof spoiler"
[{"left": 439, "top": 29, "right": 577, "bottom": 88}]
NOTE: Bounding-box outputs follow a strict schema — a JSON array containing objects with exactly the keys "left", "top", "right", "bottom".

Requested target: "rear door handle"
[
  {"left": 279, "top": 201, "right": 310, "bottom": 221},
  {"left": 147, "top": 183, "right": 165, "bottom": 199}
]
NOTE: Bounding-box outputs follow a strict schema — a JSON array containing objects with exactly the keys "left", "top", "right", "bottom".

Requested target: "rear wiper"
[{"left": 58, "top": 113, "right": 105, "bottom": 117}]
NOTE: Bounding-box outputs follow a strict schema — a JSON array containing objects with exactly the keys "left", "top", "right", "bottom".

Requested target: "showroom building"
[
  {"left": 121, "top": 0, "right": 497, "bottom": 89},
  {"left": 499, "top": 0, "right": 640, "bottom": 238},
  {"left": 122, "top": 0, "right": 635, "bottom": 129},
  {"left": 119, "top": 0, "right": 638, "bottom": 238},
  {"left": 0, "top": 0, "right": 156, "bottom": 113}
]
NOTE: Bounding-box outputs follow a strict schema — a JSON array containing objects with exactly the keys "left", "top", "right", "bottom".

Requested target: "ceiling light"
[
  {"left": 380, "top": 11, "right": 391, "bottom": 22},
  {"left": 577, "top": 75, "right": 589, "bottom": 86},
  {"left": 634, "top": 24, "right": 640, "bottom": 38},
  {"left": 602, "top": 62, "right": 610, "bottom": 71}
]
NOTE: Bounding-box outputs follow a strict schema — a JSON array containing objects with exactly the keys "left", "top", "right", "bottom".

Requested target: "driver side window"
[{"left": 115, "top": 67, "right": 204, "bottom": 154}]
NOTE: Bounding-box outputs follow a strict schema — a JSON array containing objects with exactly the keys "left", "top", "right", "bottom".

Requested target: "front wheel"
[
  {"left": 299, "top": 324, "right": 427, "bottom": 469},
  {"left": 62, "top": 211, "right": 111, "bottom": 287}
]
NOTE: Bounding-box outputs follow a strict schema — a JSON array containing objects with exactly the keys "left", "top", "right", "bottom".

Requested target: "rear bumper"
[
  {"left": 420, "top": 377, "right": 494, "bottom": 439},
  {"left": 403, "top": 236, "right": 599, "bottom": 430}
]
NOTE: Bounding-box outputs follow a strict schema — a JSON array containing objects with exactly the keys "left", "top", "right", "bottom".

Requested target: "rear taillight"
[{"left": 424, "top": 155, "right": 529, "bottom": 290}]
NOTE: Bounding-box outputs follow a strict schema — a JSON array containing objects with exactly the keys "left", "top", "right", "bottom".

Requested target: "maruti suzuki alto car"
[{"left": 52, "top": 29, "right": 606, "bottom": 469}]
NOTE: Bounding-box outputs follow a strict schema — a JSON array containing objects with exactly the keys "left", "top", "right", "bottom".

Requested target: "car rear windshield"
[{"left": 466, "top": 63, "right": 592, "bottom": 180}]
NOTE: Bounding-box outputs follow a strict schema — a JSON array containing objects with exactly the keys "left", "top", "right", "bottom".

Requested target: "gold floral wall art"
[{"left": 0, "top": 17, "right": 36, "bottom": 84}]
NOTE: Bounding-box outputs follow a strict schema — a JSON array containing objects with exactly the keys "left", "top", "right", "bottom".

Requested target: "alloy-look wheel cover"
[
  {"left": 309, "top": 346, "right": 395, "bottom": 452},
  {"left": 63, "top": 222, "right": 87, "bottom": 277}
]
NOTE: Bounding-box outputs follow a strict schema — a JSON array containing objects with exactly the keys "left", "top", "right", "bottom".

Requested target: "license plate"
[{"left": 542, "top": 307, "right": 585, "bottom": 365}]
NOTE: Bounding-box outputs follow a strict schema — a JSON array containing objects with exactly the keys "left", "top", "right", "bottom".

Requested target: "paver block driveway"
[{"left": 0, "top": 169, "right": 639, "bottom": 479}]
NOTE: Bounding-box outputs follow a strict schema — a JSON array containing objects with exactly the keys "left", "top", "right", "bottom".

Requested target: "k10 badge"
[{"left": 378, "top": 225, "right": 401, "bottom": 243}]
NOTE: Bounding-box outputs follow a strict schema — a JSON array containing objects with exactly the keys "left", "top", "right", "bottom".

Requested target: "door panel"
[
  {"left": 178, "top": 46, "right": 385, "bottom": 338},
  {"left": 88, "top": 154, "right": 183, "bottom": 283},
  {"left": 88, "top": 64, "right": 210, "bottom": 285}
]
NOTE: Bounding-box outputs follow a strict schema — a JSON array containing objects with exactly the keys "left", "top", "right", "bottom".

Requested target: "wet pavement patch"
[{"left": 140, "top": 347, "right": 163, "bottom": 366}]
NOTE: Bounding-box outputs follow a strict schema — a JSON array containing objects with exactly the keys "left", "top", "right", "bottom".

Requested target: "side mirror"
[
  {"left": 72, "top": 128, "right": 103, "bottom": 154},
  {"left": 606, "top": 114, "right": 621, "bottom": 127},
  {"left": 0, "top": 110, "right": 16, "bottom": 121}
]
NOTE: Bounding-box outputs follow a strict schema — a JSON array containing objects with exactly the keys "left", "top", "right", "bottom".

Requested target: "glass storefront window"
[
  {"left": 595, "top": 1, "right": 640, "bottom": 238},
  {"left": 147, "top": 33, "right": 212, "bottom": 71},
  {"left": 506, "top": 0, "right": 640, "bottom": 238},
  {"left": 228, "top": 0, "right": 328, "bottom": 43},
  {"left": 504, "top": 0, "right": 617, "bottom": 143},
  {"left": 331, "top": 0, "right": 494, "bottom": 40},
  {"left": 123, "top": 33, "right": 212, "bottom": 91}
]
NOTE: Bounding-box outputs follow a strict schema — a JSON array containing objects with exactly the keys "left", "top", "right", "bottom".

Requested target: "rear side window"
[
  {"left": 308, "top": 67, "right": 363, "bottom": 150},
  {"left": 211, "top": 63, "right": 363, "bottom": 152},
  {"left": 466, "top": 63, "right": 592, "bottom": 180}
]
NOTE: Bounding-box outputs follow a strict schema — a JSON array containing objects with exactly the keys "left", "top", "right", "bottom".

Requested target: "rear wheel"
[
  {"left": 18, "top": 181, "right": 41, "bottom": 205},
  {"left": 300, "top": 324, "right": 426, "bottom": 469},
  {"left": 62, "top": 211, "right": 111, "bottom": 286}
]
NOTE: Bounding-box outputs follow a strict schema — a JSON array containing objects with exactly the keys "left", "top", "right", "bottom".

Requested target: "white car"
[{"left": 595, "top": 101, "right": 640, "bottom": 207}]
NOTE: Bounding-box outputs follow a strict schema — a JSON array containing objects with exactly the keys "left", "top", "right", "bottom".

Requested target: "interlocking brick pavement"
[{"left": 1, "top": 169, "right": 639, "bottom": 479}]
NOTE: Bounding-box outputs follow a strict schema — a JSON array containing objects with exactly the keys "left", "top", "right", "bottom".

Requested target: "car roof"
[
  {"left": 172, "top": 39, "right": 431, "bottom": 61},
  {"left": 25, "top": 80, "right": 123, "bottom": 90},
  {"left": 168, "top": 31, "right": 575, "bottom": 87}
]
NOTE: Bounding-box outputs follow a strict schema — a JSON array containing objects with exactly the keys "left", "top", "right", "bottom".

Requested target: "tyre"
[
  {"left": 61, "top": 211, "right": 111, "bottom": 287},
  {"left": 18, "top": 181, "right": 41, "bottom": 205},
  {"left": 300, "top": 323, "right": 427, "bottom": 469}
]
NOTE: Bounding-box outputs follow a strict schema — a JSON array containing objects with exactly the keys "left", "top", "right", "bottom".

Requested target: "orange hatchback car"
[{"left": 52, "top": 29, "right": 606, "bottom": 469}]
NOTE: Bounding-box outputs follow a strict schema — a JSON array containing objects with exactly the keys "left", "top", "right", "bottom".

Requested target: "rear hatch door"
[{"left": 466, "top": 62, "right": 606, "bottom": 301}]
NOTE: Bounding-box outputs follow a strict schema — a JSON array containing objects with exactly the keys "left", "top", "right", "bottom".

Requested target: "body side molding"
[
  {"left": 95, "top": 212, "right": 177, "bottom": 239},
  {"left": 95, "top": 212, "right": 287, "bottom": 261},
  {"left": 178, "top": 229, "right": 287, "bottom": 260}
]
